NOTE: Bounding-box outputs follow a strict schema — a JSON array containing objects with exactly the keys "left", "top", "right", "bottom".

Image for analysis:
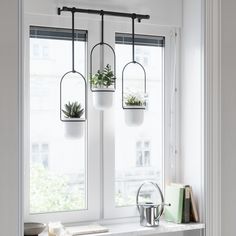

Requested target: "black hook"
[{"left": 132, "top": 13, "right": 137, "bottom": 19}]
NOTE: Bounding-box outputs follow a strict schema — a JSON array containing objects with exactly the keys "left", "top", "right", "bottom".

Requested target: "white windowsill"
[{"left": 41, "top": 220, "right": 205, "bottom": 236}]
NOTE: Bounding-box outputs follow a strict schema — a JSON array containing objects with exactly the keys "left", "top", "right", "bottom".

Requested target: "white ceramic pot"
[
  {"left": 64, "top": 120, "right": 84, "bottom": 139},
  {"left": 92, "top": 88, "right": 114, "bottom": 110},
  {"left": 124, "top": 107, "right": 145, "bottom": 126}
]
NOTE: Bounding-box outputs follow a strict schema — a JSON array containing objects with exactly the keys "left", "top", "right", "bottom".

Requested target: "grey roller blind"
[
  {"left": 115, "top": 33, "right": 164, "bottom": 47},
  {"left": 30, "top": 26, "right": 87, "bottom": 41}
]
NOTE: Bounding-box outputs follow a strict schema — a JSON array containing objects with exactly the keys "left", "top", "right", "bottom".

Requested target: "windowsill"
[{"left": 41, "top": 220, "right": 205, "bottom": 236}]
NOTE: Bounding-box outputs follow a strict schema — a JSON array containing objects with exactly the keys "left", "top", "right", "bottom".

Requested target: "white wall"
[
  {"left": 0, "top": 0, "right": 205, "bottom": 235},
  {"left": 0, "top": 0, "right": 22, "bottom": 235},
  {"left": 221, "top": 1, "right": 236, "bottom": 235},
  {"left": 180, "top": 0, "right": 203, "bottom": 221},
  {"left": 24, "top": 0, "right": 182, "bottom": 26}
]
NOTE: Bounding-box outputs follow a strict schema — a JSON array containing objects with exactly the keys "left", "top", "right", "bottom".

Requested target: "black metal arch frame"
[
  {"left": 60, "top": 71, "right": 87, "bottom": 122},
  {"left": 60, "top": 9, "right": 87, "bottom": 122},
  {"left": 122, "top": 15, "right": 147, "bottom": 110},
  {"left": 90, "top": 13, "right": 116, "bottom": 92}
]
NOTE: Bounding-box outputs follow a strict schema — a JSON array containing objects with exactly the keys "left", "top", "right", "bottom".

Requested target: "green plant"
[
  {"left": 125, "top": 95, "right": 144, "bottom": 106},
  {"left": 90, "top": 64, "right": 116, "bottom": 88},
  {"left": 62, "top": 101, "right": 84, "bottom": 118},
  {"left": 30, "top": 164, "right": 85, "bottom": 213}
]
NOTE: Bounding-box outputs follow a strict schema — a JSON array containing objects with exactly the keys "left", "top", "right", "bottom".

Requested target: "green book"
[
  {"left": 164, "top": 185, "right": 184, "bottom": 223},
  {"left": 171, "top": 183, "right": 191, "bottom": 223}
]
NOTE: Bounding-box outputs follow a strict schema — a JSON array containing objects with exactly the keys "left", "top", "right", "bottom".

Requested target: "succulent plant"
[
  {"left": 90, "top": 64, "right": 116, "bottom": 88},
  {"left": 62, "top": 101, "right": 84, "bottom": 118},
  {"left": 125, "top": 95, "right": 144, "bottom": 106}
]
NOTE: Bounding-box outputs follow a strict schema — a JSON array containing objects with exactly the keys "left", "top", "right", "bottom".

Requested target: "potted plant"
[
  {"left": 62, "top": 101, "right": 85, "bottom": 138},
  {"left": 90, "top": 64, "right": 116, "bottom": 110},
  {"left": 124, "top": 94, "right": 145, "bottom": 126}
]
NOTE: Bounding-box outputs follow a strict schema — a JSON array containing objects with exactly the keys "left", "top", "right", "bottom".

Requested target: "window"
[
  {"left": 25, "top": 24, "right": 175, "bottom": 222},
  {"left": 28, "top": 26, "right": 87, "bottom": 215},
  {"left": 103, "top": 32, "right": 170, "bottom": 218},
  {"left": 115, "top": 34, "right": 164, "bottom": 207}
]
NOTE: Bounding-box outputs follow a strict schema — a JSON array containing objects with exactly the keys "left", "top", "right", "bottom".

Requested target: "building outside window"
[
  {"left": 31, "top": 142, "right": 49, "bottom": 168},
  {"left": 136, "top": 140, "right": 151, "bottom": 167}
]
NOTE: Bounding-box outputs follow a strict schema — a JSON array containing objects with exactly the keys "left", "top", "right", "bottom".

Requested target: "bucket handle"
[{"left": 136, "top": 181, "right": 165, "bottom": 220}]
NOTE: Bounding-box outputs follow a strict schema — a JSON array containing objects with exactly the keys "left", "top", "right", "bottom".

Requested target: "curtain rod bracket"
[{"left": 57, "top": 7, "right": 61, "bottom": 15}]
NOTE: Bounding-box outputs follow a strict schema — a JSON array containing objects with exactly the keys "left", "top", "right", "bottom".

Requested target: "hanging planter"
[
  {"left": 59, "top": 10, "right": 87, "bottom": 138},
  {"left": 90, "top": 64, "right": 116, "bottom": 110},
  {"left": 90, "top": 13, "right": 116, "bottom": 110},
  {"left": 124, "top": 94, "right": 145, "bottom": 126},
  {"left": 122, "top": 15, "right": 147, "bottom": 126},
  {"left": 122, "top": 61, "right": 147, "bottom": 127},
  {"left": 60, "top": 71, "right": 87, "bottom": 139},
  {"left": 62, "top": 101, "right": 85, "bottom": 138}
]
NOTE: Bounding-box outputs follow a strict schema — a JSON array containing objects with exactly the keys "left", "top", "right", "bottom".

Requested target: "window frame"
[{"left": 24, "top": 14, "right": 180, "bottom": 223}]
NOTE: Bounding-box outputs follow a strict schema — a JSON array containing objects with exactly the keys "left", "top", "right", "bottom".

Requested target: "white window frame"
[
  {"left": 102, "top": 22, "right": 179, "bottom": 219},
  {"left": 24, "top": 14, "right": 179, "bottom": 223}
]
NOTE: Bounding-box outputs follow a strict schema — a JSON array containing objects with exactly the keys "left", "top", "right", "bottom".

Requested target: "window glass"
[
  {"left": 115, "top": 34, "right": 164, "bottom": 207},
  {"left": 29, "top": 27, "right": 87, "bottom": 214}
]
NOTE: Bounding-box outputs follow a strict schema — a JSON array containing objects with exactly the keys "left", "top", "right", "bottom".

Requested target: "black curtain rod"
[{"left": 57, "top": 6, "right": 150, "bottom": 21}]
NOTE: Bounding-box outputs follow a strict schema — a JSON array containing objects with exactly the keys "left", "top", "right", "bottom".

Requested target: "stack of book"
[{"left": 164, "top": 183, "right": 199, "bottom": 224}]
